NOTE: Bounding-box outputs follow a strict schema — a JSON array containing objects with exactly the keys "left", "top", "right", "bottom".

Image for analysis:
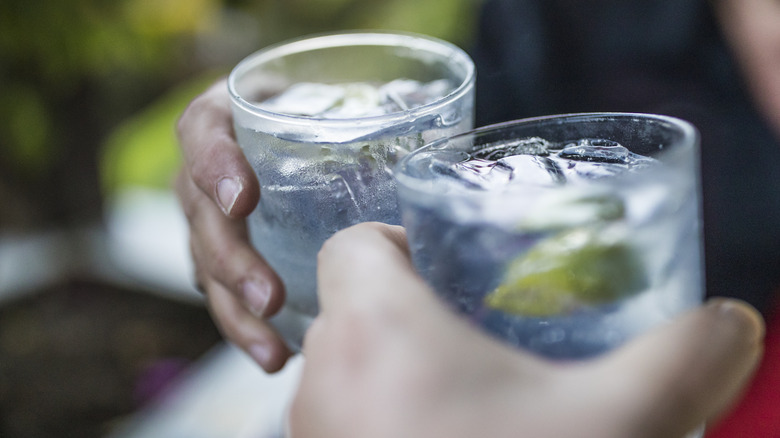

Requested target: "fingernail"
[
  {"left": 217, "top": 177, "right": 242, "bottom": 215},
  {"left": 707, "top": 298, "right": 765, "bottom": 344},
  {"left": 242, "top": 280, "right": 270, "bottom": 316},
  {"left": 249, "top": 343, "right": 271, "bottom": 367}
]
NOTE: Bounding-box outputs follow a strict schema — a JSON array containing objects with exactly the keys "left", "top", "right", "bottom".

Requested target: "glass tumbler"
[
  {"left": 395, "top": 113, "right": 703, "bottom": 360},
  {"left": 228, "top": 31, "right": 475, "bottom": 350}
]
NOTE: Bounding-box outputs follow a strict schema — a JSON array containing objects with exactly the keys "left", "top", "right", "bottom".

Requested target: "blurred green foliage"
[
  {"left": 0, "top": 0, "right": 481, "bottom": 228},
  {"left": 265, "top": 0, "right": 480, "bottom": 45},
  {"left": 1, "top": 0, "right": 221, "bottom": 184},
  {"left": 0, "top": 86, "right": 54, "bottom": 176},
  {"left": 0, "top": 0, "right": 219, "bottom": 83}
]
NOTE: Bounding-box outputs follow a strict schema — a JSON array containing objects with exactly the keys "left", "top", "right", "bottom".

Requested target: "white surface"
[
  {"left": 103, "top": 188, "right": 203, "bottom": 302},
  {"left": 0, "top": 188, "right": 202, "bottom": 304},
  {"left": 0, "top": 229, "right": 75, "bottom": 304},
  {"left": 109, "top": 344, "right": 303, "bottom": 438}
]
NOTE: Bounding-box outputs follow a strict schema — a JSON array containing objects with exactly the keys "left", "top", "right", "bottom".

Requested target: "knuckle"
[
  {"left": 180, "top": 202, "right": 197, "bottom": 223},
  {"left": 205, "top": 240, "right": 241, "bottom": 285},
  {"left": 176, "top": 91, "right": 212, "bottom": 139},
  {"left": 189, "top": 135, "right": 239, "bottom": 190},
  {"left": 214, "top": 316, "right": 242, "bottom": 345},
  {"left": 189, "top": 238, "right": 204, "bottom": 269},
  {"left": 174, "top": 173, "right": 198, "bottom": 219},
  {"left": 190, "top": 263, "right": 206, "bottom": 291},
  {"left": 204, "top": 294, "right": 243, "bottom": 344},
  {"left": 189, "top": 151, "right": 214, "bottom": 189},
  {"left": 207, "top": 245, "right": 231, "bottom": 276},
  {"left": 180, "top": 200, "right": 199, "bottom": 227},
  {"left": 191, "top": 234, "right": 232, "bottom": 287},
  {"left": 190, "top": 243, "right": 218, "bottom": 293}
]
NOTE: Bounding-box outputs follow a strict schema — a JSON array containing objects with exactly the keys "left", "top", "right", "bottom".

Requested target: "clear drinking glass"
[
  {"left": 395, "top": 113, "right": 704, "bottom": 360},
  {"left": 228, "top": 31, "right": 475, "bottom": 350}
]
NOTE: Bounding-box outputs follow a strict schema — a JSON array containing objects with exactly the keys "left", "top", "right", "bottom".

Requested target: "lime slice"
[{"left": 484, "top": 228, "right": 647, "bottom": 316}]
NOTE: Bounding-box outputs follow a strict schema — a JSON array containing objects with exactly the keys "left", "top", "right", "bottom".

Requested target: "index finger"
[{"left": 176, "top": 79, "right": 259, "bottom": 217}]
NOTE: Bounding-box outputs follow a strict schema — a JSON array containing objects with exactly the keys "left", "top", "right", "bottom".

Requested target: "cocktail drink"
[
  {"left": 395, "top": 113, "right": 703, "bottom": 359},
  {"left": 228, "top": 32, "right": 475, "bottom": 349}
]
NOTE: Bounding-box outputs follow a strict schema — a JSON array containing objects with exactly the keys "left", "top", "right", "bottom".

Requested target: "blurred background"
[{"left": 0, "top": 1, "right": 481, "bottom": 437}]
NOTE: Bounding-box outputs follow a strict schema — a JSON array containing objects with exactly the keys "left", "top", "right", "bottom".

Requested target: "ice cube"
[
  {"left": 433, "top": 157, "right": 513, "bottom": 189},
  {"left": 550, "top": 156, "right": 631, "bottom": 181},
  {"left": 416, "top": 79, "right": 453, "bottom": 104},
  {"left": 552, "top": 138, "right": 660, "bottom": 181},
  {"left": 258, "top": 79, "right": 453, "bottom": 119},
  {"left": 497, "top": 155, "right": 566, "bottom": 185},
  {"left": 474, "top": 137, "right": 552, "bottom": 160},
  {"left": 320, "top": 83, "right": 383, "bottom": 119},
  {"left": 625, "top": 154, "right": 659, "bottom": 170},
  {"left": 380, "top": 79, "right": 417, "bottom": 111},
  {"left": 259, "top": 82, "right": 345, "bottom": 116},
  {"left": 558, "top": 139, "right": 630, "bottom": 164},
  {"left": 379, "top": 78, "right": 453, "bottom": 111}
]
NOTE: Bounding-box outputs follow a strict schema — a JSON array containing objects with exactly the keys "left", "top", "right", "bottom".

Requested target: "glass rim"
[
  {"left": 394, "top": 112, "right": 700, "bottom": 195},
  {"left": 227, "top": 30, "right": 476, "bottom": 129}
]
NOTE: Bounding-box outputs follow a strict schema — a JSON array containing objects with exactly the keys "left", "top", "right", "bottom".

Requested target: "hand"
[
  {"left": 175, "top": 79, "right": 291, "bottom": 372},
  {"left": 291, "top": 222, "right": 764, "bottom": 438}
]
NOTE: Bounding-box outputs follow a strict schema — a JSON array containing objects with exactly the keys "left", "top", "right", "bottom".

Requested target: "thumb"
[
  {"left": 315, "top": 222, "right": 433, "bottom": 315},
  {"left": 594, "top": 299, "right": 764, "bottom": 438}
]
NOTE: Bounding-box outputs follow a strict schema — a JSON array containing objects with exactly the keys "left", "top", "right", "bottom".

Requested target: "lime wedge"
[{"left": 484, "top": 228, "right": 647, "bottom": 316}]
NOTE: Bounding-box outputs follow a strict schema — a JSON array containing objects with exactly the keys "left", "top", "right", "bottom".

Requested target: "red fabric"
[{"left": 706, "top": 297, "right": 780, "bottom": 437}]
